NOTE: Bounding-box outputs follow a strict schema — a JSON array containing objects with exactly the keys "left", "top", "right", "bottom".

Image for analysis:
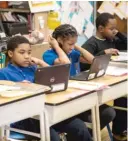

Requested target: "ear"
[
  {"left": 98, "top": 25, "right": 104, "bottom": 33},
  {"left": 57, "top": 37, "right": 63, "bottom": 45},
  {"left": 8, "top": 50, "right": 13, "bottom": 58}
]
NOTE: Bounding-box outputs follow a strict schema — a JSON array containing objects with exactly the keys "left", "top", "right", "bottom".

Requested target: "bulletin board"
[{"left": 56, "top": 1, "right": 95, "bottom": 46}]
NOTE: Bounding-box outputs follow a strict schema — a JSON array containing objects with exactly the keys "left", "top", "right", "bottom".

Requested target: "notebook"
[
  {"left": 35, "top": 64, "right": 70, "bottom": 93},
  {"left": 70, "top": 55, "right": 111, "bottom": 81}
]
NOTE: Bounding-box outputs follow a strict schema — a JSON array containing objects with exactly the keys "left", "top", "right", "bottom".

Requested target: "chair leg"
[{"left": 107, "top": 124, "right": 113, "bottom": 141}]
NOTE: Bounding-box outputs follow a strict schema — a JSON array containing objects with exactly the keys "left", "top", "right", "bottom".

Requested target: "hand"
[
  {"left": 48, "top": 35, "right": 59, "bottom": 48},
  {"left": 30, "top": 57, "right": 39, "bottom": 65},
  {"left": 104, "top": 48, "right": 119, "bottom": 55},
  {"left": 21, "top": 80, "right": 31, "bottom": 83},
  {"left": 114, "top": 29, "right": 118, "bottom": 36}
]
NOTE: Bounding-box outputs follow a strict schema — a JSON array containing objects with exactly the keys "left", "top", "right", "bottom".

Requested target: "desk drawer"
[
  {"left": 45, "top": 92, "right": 97, "bottom": 126},
  {"left": 0, "top": 95, "right": 45, "bottom": 126}
]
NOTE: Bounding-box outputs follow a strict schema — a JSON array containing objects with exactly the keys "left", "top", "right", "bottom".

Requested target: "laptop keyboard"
[{"left": 70, "top": 71, "right": 88, "bottom": 80}]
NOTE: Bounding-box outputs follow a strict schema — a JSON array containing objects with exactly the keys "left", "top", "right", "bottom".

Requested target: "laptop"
[
  {"left": 35, "top": 64, "right": 70, "bottom": 93},
  {"left": 70, "top": 54, "right": 111, "bottom": 81}
]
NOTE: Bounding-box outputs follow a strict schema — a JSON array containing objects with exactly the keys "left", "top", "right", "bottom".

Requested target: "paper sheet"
[
  {"left": 68, "top": 81, "right": 109, "bottom": 91},
  {"left": 106, "top": 66, "right": 128, "bottom": 76},
  {"left": 84, "top": 21, "right": 94, "bottom": 38},
  {"left": 114, "top": 2, "right": 127, "bottom": 19},
  {"left": 98, "top": 1, "right": 116, "bottom": 15},
  {"left": 79, "top": 2, "right": 93, "bottom": 20},
  {"left": 111, "top": 52, "right": 128, "bottom": 61}
]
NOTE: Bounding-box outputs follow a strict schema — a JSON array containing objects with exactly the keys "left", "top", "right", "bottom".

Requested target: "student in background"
[
  {"left": 0, "top": 36, "right": 80, "bottom": 141},
  {"left": 43, "top": 24, "right": 116, "bottom": 138},
  {"left": 80, "top": 13, "right": 127, "bottom": 141},
  {"left": 80, "top": 12, "right": 127, "bottom": 71}
]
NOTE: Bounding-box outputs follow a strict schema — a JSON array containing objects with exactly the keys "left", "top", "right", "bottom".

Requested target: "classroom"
[{"left": 0, "top": 1, "right": 127, "bottom": 141}]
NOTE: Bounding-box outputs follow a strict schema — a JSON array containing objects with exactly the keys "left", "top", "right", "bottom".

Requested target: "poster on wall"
[{"left": 56, "top": 1, "right": 94, "bottom": 40}]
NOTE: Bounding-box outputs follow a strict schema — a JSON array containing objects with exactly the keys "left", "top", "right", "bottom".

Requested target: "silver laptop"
[
  {"left": 35, "top": 64, "right": 70, "bottom": 93},
  {"left": 70, "top": 55, "right": 111, "bottom": 81}
]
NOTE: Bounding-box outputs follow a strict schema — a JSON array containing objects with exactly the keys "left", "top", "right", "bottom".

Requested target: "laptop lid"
[
  {"left": 35, "top": 64, "right": 70, "bottom": 93},
  {"left": 70, "top": 54, "right": 111, "bottom": 81},
  {"left": 87, "top": 54, "right": 111, "bottom": 80}
]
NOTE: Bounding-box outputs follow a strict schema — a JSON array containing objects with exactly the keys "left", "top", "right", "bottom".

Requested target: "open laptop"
[
  {"left": 35, "top": 64, "right": 70, "bottom": 93},
  {"left": 70, "top": 55, "right": 111, "bottom": 81}
]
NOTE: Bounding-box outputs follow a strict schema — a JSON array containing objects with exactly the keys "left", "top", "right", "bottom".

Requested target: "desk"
[
  {"left": 0, "top": 84, "right": 48, "bottom": 141},
  {"left": 91, "top": 73, "right": 127, "bottom": 141},
  {"left": 45, "top": 88, "right": 99, "bottom": 141}
]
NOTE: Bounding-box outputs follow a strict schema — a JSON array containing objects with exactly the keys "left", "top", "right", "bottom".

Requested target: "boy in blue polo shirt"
[{"left": 43, "top": 24, "right": 116, "bottom": 137}]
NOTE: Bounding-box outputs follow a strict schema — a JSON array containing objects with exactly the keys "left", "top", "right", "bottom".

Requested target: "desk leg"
[
  {"left": 44, "top": 110, "right": 51, "bottom": 141},
  {"left": 40, "top": 112, "right": 45, "bottom": 141},
  {"left": 0, "top": 126, "right": 5, "bottom": 139},
  {"left": 91, "top": 107, "right": 97, "bottom": 141},
  {"left": 95, "top": 103, "right": 101, "bottom": 141}
]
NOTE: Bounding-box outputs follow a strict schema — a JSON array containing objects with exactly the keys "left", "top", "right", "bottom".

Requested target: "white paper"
[
  {"left": 111, "top": 52, "right": 128, "bottom": 61},
  {"left": 79, "top": 1, "right": 93, "bottom": 20},
  {"left": 70, "top": 13, "right": 84, "bottom": 34},
  {"left": 84, "top": 21, "right": 94, "bottom": 38},
  {"left": 68, "top": 81, "right": 108, "bottom": 91},
  {"left": 106, "top": 66, "right": 128, "bottom": 76},
  {"left": 97, "top": 69, "right": 105, "bottom": 77},
  {"left": 51, "top": 83, "right": 65, "bottom": 92},
  {"left": 98, "top": 1, "right": 116, "bottom": 15},
  {"left": 0, "top": 85, "right": 20, "bottom": 92},
  {"left": 114, "top": 2, "right": 127, "bottom": 19}
]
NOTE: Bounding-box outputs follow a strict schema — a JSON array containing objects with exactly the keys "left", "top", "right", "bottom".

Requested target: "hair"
[
  {"left": 52, "top": 24, "right": 78, "bottom": 40},
  {"left": 7, "top": 36, "right": 30, "bottom": 52},
  {"left": 96, "top": 13, "right": 115, "bottom": 29},
  {"left": 6, "top": 36, "right": 30, "bottom": 65}
]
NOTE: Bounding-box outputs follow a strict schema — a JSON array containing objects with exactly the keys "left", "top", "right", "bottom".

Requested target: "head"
[
  {"left": 52, "top": 24, "right": 78, "bottom": 54},
  {"left": 96, "top": 13, "right": 117, "bottom": 39},
  {"left": 7, "top": 36, "right": 31, "bottom": 67}
]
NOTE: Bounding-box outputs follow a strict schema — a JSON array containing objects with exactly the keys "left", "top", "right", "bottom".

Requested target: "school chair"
[
  {"left": 85, "top": 122, "right": 113, "bottom": 141},
  {"left": 0, "top": 52, "right": 6, "bottom": 68},
  {"left": 106, "top": 97, "right": 127, "bottom": 141}
]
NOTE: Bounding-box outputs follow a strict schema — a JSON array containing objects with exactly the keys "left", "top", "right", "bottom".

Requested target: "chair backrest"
[{"left": 0, "top": 53, "right": 6, "bottom": 68}]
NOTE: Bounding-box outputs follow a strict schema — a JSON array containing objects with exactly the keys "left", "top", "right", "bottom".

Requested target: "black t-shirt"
[{"left": 80, "top": 32, "right": 127, "bottom": 71}]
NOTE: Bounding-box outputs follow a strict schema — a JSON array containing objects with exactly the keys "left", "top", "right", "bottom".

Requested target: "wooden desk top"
[
  {"left": 45, "top": 74, "right": 127, "bottom": 105},
  {"left": 45, "top": 88, "right": 94, "bottom": 106},
  {"left": 89, "top": 74, "right": 127, "bottom": 86},
  {"left": 0, "top": 82, "right": 50, "bottom": 107}
]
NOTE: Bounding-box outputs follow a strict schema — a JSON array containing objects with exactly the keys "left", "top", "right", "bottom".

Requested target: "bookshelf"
[{"left": 0, "top": 8, "right": 30, "bottom": 13}]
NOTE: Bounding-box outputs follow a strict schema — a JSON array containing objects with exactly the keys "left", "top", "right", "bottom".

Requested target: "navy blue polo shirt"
[
  {"left": 43, "top": 49, "right": 80, "bottom": 76},
  {"left": 0, "top": 62, "right": 37, "bottom": 82}
]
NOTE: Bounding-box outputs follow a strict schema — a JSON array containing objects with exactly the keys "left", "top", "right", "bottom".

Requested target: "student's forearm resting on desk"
[
  {"left": 75, "top": 45, "right": 94, "bottom": 64},
  {"left": 48, "top": 36, "right": 70, "bottom": 65}
]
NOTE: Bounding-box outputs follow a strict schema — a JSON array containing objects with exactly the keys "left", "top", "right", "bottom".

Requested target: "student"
[
  {"left": 80, "top": 12, "right": 127, "bottom": 71},
  {"left": 80, "top": 13, "right": 127, "bottom": 141},
  {"left": 0, "top": 36, "right": 92, "bottom": 141},
  {"left": 43, "top": 24, "right": 116, "bottom": 135}
]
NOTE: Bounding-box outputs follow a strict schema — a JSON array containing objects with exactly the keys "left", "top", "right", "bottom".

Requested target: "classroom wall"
[{"left": 31, "top": 43, "right": 49, "bottom": 59}]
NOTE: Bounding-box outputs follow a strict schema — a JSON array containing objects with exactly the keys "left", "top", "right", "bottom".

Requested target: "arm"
[
  {"left": 30, "top": 57, "right": 49, "bottom": 67},
  {"left": 48, "top": 35, "right": 70, "bottom": 65},
  {"left": 75, "top": 45, "right": 94, "bottom": 64},
  {"left": 115, "top": 32, "right": 127, "bottom": 50}
]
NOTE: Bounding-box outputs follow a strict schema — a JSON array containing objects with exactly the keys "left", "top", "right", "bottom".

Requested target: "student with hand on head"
[
  {"left": 43, "top": 24, "right": 94, "bottom": 141},
  {"left": 0, "top": 36, "right": 66, "bottom": 141},
  {"left": 43, "top": 24, "right": 116, "bottom": 139},
  {"left": 80, "top": 13, "right": 127, "bottom": 141}
]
